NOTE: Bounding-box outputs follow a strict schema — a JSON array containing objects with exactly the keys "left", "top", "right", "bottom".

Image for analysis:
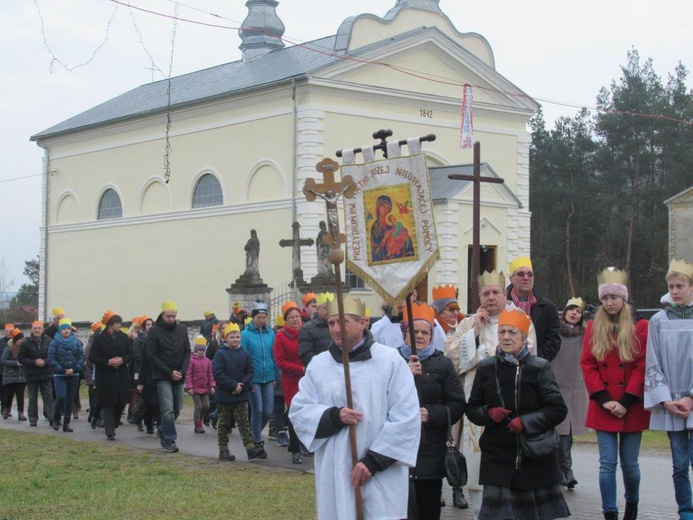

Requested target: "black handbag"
[
  {"left": 443, "top": 406, "right": 468, "bottom": 487},
  {"left": 494, "top": 358, "right": 559, "bottom": 460},
  {"left": 518, "top": 428, "right": 560, "bottom": 459},
  {"left": 131, "top": 393, "right": 146, "bottom": 421}
]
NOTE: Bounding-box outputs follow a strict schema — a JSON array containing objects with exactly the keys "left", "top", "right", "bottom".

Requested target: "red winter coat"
[
  {"left": 273, "top": 324, "right": 304, "bottom": 407},
  {"left": 185, "top": 354, "right": 215, "bottom": 394},
  {"left": 580, "top": 319, "right": 650, "bottom": 432}
]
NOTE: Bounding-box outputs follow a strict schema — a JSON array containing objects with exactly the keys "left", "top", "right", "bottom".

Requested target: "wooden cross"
[
  {"left": 448, "top": 142, "right": 505, "bottom": 311},
  {"left": 303, "top": 158, "right": 356, "bottom": 250},
  {"left": 279, "top": 221, "right": 314, "bottom": 284}
]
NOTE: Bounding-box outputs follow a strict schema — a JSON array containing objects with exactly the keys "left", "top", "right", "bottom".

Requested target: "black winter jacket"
[
  {"left": 18, "top": 333, "right": 53, "bottom": 381},
  {"left": 146, "top": 314, "right": 191, "bottom": 382},
  {"left": 466, "top": 354, "right": 567, "bottom": 489},
  {"left": 506, "top": 286, "right": 561, "bottom": 361},
  {"left": 90, "top": 330, "right": 133, "bottom": 407},
  {"left": 398, "top": 349, "right": 466, "bottom": 480},
  {"left": 298, "top": 317, "right": 332, "bottom": 367}
]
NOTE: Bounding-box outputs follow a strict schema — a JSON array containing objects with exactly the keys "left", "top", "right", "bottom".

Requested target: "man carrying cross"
[{"left": 289, "top": 296, "right": 420, "bottom": 520}]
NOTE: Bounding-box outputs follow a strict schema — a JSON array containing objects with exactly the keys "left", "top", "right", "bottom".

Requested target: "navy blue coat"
[
  {"left": 213, "top": 344, "right": 254, "bottom": 404},
  {"left": 48, "top": 334, "right": 85, "bottom": 375}
]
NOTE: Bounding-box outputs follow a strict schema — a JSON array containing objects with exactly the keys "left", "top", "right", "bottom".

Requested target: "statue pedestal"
[
  {"left": 226, "top": 283, "right": 273, "bottom": 320},
  {"left": 304, "top": 273, "right": 350, "bottom": 295}
]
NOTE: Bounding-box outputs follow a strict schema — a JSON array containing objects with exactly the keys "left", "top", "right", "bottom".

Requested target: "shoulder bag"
[
  {"left": 494, "top": 358, "right": 559, "bottom": 460},
  {"left": 443, "top": 406, "right": 468, "bottom": 487}
]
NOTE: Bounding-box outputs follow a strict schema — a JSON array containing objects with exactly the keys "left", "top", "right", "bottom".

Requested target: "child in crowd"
[
  {"left": 185, "top": 336, "right": 215, "bottom": 434},
  {"left": 213, "top": 322, "right": 265, "bottom": 460}
]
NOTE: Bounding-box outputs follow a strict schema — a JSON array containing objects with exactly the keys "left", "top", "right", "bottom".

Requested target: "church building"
[{"left": 31, "top": 0, "right": 537, "bottom": 321}]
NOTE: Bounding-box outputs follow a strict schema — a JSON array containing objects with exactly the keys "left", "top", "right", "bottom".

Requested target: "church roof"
[
  {"left": 31, "top": 35, "right": 341, "bottom": 140},
  {"left": 429, "top": 163, "right": 523, "bottom": 208}
]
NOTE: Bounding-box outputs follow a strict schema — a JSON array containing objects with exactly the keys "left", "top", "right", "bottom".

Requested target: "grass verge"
[
  {"left": 574, "top": 429, "right": 670, "bottom": 452},
  {"left": 0, "top": 429, "right": 315, "bottom": 520}
]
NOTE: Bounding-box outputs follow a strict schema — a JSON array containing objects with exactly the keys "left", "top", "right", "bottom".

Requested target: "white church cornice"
[{"left": 47, "top": 199, "right": 292, "bottom": 234}]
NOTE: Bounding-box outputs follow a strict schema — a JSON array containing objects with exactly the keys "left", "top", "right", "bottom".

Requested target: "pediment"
[{"left": 317, "top": 27, "right": 538, "bottom": 114}]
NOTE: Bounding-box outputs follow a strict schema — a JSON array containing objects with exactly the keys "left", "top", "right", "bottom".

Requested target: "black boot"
[
  {"left": 52, "top": 413, "right": 61, "bottom": 431},
  {"left": 623, "top": 501, "right": 638, "bottom": 520},
  {"left": 603, "top": 512, "right": 618, "bottom": 520},
  {"left": 452, "top": 488, "right": 469, "bottom": 509},
  {"left": 63, "top": 419, "right": 73, "bottom": 432}
]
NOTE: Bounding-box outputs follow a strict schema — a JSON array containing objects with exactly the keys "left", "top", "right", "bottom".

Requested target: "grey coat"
[
  {"left": 1, "top": 343, "right": 26, "bottom": 385},
  {"left": 551, "top": 321, "right": 588, "bottom": 436}
]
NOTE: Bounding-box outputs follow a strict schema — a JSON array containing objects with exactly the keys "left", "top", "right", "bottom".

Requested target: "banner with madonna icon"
[{"left": 340, "top": 138, "right": 440, "bottom": 301}]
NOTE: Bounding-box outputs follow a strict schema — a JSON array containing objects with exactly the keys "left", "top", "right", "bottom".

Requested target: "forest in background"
[{"left": 529, "top": 49, "right": 693, "bottom": 309}]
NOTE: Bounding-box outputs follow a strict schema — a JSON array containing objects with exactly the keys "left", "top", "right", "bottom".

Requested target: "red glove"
[
  {"left": 507, "top": 417, "right": 524, "bottom": 433},
  {"left": 487, "top": 407, "right": 512, "bottom": 423}
]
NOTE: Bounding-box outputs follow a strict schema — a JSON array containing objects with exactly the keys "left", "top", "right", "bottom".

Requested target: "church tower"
[{"left": 239, "top": 0, "right": 286, "bottom": 63}]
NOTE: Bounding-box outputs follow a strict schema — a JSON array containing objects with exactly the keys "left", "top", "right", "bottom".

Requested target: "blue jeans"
[
  {"left": 156, "top": 380, "right": 184, "bottom": 444},
  {"left": 249, "top": 382, "right": 274, "bottom": 443},
  {"left": 53, "top": 375, "right": 79, "bottom": 419},
  {"left": 668, "top": 430, "right": 693, "bottom": 517},
  {"left": 596, "top": 430, "right": 642, "bottom": 513}
]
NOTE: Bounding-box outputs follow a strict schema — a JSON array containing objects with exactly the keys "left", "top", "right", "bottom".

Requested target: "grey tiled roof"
[
  {"left": 429, "top": 163, "right": 522, "bottom": 207},
  {"left": 32, "top": 36, "right": 340, "bottom": 140}
]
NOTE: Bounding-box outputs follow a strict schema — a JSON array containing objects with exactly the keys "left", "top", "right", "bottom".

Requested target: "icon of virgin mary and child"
[{"left": 370, "top": 194, "right": 414, "bottom": 263}]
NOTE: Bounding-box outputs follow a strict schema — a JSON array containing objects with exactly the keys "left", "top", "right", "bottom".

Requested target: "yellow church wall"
[{"left": 45, "top": 205, "right": 294, "bottom": 322}]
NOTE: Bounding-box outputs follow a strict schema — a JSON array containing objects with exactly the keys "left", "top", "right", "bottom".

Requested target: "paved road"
[{"left": 0, "top": 402, "right": 680, "bottom": 519}]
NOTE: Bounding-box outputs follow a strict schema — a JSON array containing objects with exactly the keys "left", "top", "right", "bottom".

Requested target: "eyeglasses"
[
  {"left": 514, "top": 271, "right": 534, "bottom": 278},
  {"left": 444, "top": 306, "right": 460, "bottom": 312}
]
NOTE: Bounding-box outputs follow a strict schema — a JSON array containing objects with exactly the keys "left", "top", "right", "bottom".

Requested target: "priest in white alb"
[{"left": 289, "top": 296, "right": 421, "bottom": 520}]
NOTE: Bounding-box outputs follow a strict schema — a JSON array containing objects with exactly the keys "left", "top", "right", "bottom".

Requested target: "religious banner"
[
  {"left": 341, "top": 138, "right": 440, "bottom": 301},
  {"left": 460, "top": 84, "right": 474, "bottom": 148}
]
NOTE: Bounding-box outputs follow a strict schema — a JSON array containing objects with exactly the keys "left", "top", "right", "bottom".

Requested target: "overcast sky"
[{"left": 1, "top": 0, "right": 691, "bottom": 287}]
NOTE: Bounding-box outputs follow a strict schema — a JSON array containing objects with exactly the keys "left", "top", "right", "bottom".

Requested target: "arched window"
[
  {"left": 192, "top": 174, "right": 223, "bottom": 208},
  {"left": 98, "top": 188, "right": 122, "bottom": 220}
]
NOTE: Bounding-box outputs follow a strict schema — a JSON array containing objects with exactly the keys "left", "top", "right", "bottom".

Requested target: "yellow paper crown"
[
  {"left": 478, "top": 270, "right": 506, "bottom": 290},
  {"left": 565, "top": 297, "right": 585, "bottom": 310},
  {"left": 275, "top": 316, "right": 285, "bottom": 327},
  {"left": 667, "top": 259, "right": 693, "bottom": 281},
  {"left": 597, "top": 268, "right": 628, "bottom": 286},
  {"left": 193, "top": 336, "right": 207, "bottom": 347},
  {"left": 316, "top": 292, "right": 335, "bottom": 306},
  {"left": 327, "top": 296, "right": 366, "bottom": 318},
  {"left": 222, "top": 322, "right": 240, "bottom": 336},
  {"left": 432, "top": 285, "right": 457, "bottom": 301},
  {"left": 161, "top": 301, "right": 177, "bottom": 312},
  {"left": 52, "top": 307, "right": 66, "bottom": 317},
  {"left": 232, "top": 301, "right": 242, "bottom": 309},
  {"left": 58, "top": 317, "right": 72, "bottom": 329},
  {"left": 244, "top": 316, "right": 253, "bottom": 326},
  {"left": 203, "top": 310, "right": 213, "bottom": 317},
  {"left": 498, "top": 308, "right": 532, "bottom": 335},
  {"left": 402, "top": 301, "right": 436, "bottom": 326},
  {"left": 509, "top": 256, "right": 532, "bottom": 275}
]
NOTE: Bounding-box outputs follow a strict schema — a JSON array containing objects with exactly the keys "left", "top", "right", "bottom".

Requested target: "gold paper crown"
[
  {"left": 275, "top": 316, "right": 285, "bottom": 327},
  {"left": 193, "top": 336, "right": 207, "bottom": 347},
  {"left": 203, "top": 310, "right": 214, "bottom": 317},
  {"left": 478, "top": 270, "right": 506, "bottom": 290},
  {"left": 498, "top": 308, "right": 532, "bottom": 335},
  {"left": 402, "top": 301, "right": 436, "bottom": 325},
  {"left": 316, "top": 292, "right": 335, "bottom": 306},
  {"left": 667, "top": 259, "right": 693, "bottom": 281},
  {"left": 509, "top": 256, "right": 532, "bottom": 275},
  {"left": 565, "top": 297, "right": 585, "bottom": 310},
  {"left": 597, "top": 268, "right": 628, "bottom": 286},
  {"left": 281, "top": 300, "right": 299, "bottom": 317},
  {"left": 327, "top": 296, "right": 366, "bottom": 318},
  {"left": 161, "top": 301, "right": 178, "bottom": 312},
  {"left": 222, "top": 322, "right": 240, "bottom": 336},
  {"left": 432, "top": 285, "right": 457, "bottom": 301},
  {"left": 58, "top": 317, "right": 72, "bottom": 329},
  {"left": 52, "top": 307, "right": 66, "bottom": 317}
]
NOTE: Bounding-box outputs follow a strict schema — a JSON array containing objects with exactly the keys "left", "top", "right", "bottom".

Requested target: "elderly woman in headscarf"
[
  {"left": 398, "top": 302, "right": 465, "bottom": 520},
  {"left": 466, "top": 308, "right": 569, "bottom": 520}
]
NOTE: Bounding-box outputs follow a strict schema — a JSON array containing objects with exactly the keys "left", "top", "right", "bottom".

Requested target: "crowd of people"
[{"left": 1, "top": 255, "right": 693, "bottom": 520}]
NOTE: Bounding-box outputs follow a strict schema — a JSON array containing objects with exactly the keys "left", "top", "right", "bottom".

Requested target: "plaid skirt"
[{"left": 478, "top": 483, "right": 570, "bottom": 520}]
